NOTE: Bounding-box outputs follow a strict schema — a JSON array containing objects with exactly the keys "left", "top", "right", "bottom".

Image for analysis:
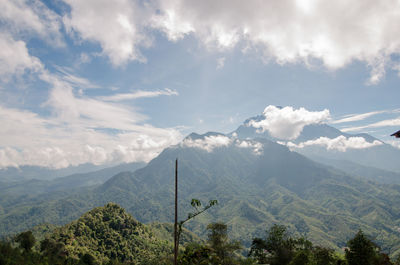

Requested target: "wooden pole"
[{"left": 174, "top": 159, "right": 178, "bottom": 265}]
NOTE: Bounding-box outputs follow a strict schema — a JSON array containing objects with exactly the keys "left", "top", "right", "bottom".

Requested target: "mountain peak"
[{"left": 185, "top": 131, "right": 226, "bottom": 140}]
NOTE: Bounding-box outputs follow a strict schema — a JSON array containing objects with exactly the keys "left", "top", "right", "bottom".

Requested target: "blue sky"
[{"left": 0, "top": 0, "right": 400, "bottom": 168}]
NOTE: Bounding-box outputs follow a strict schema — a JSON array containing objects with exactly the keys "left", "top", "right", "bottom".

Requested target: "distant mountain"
[
  {"left": 0, "top": 161, "right": 146, "bottom": 183},
  {"left": 0, "top": 163, "right": 109, "bottom": 182},
  {"left": 0, "top": 161, "right": 145, "bottom": 204},
  {"left": 2, "top": 134, "right": 400, "bottom": 256},
  {"left": 233, "top": 117, "right": 400, "bottom": 173},
  {"left": 309, "top": 157, "right": 400, "bottom": 185}
]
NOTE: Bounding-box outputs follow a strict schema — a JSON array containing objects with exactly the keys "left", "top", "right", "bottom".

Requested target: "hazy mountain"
[
  {"left": 0, "top": 162, "right": 145, "bottom": 198},
  {"left": 0, "top": 162, "right": 145, "bottom": 183},
  {"left": 308, "top": 157, "right": 400, "bottom": 185},
  {"left": 2, "top": 134, "right": 400, "bottom": 255},
  {"left": 233, "top": 117, "right": 400, "bottom": 173}
]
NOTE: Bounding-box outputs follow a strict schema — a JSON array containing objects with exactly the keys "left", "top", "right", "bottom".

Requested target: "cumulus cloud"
[
  {"left": 283, "top": 135, "right": 383, "bottom": 152},
  {"left": 342, "top": 117, "right": 400, "bottom": 132},
  {"left": 248, "top": 105, "right": 330, "bottom": 140},
  {"left": 63, "top": 0, "right": 152, "bottom": 66},
  {"left": 0, "top": 33, "right": 43, "bottom": 81},
  {"left": 99, "top": 88, "right": 178, "bottom": 102},
  {"left": 151, "top": 0, "right": 400, "bottom": 83}
]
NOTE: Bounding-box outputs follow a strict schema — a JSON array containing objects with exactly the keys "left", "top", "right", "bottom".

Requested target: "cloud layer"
[
  {"left": 56, "top": 0, "right": 400, "bottom": 82},
  {"left": 182, "top": 134, "right": 263, "bottom": 154},
  {"left": 248, "top": 105, "right": 330, "bottom": 140},
  {"left": 283, "top": 135, "right": 383, "bottom": 152},
  {"left": 0, "top": 0, "right": 389, "bottom": 82},
  {"left": 0, "top": 90, "right": 182, "bottom": 169}
]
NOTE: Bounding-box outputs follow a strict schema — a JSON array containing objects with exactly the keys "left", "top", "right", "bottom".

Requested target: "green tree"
[
  {"left": 289, "top": 249, "right": 309, "bottom": 265},
  {"left": 15, "top": 231, "right": 35, "bottom": 252},
  {"left": 345, "top": 230, "right": 378, "bottom": 265},
  {"left": 264, "top": 224, "right": 295, "bottom": 265},
  {"left": 207, "top": 222, "right": 242, "bottom": 265},
  {"left": 79, "top": 253, "right": 98, "bottom": 265},
  {"left": 312, "top": 246, "right": 337, "bottom": 265},
  {"left": 248, "top": 237, "right": 269, "bottom": 264},
  {"left": 178, "top": 242, "right": 213, "bottom": 265}
]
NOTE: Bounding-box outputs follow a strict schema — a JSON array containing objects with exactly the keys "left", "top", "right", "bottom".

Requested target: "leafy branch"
[{"left": 177, "top": 199, "right": 218, "bottom": 248}]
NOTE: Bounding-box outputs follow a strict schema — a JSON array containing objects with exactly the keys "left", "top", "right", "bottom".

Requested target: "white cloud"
[
  {"left": 63, "top": 0, "right": 152, "bottom": 66},
  {"left": 248, "top": 105, "right": 330, "bottom": 140},
  {"left": 0, "top": 0, "right": 63, "bottom": 46},
  {"left": 150, "top": 0, "right": 400, "bottom": 83},
  {"left": 38, "top": 0, "right": 400, "bottom": 81},
  {"left": 332, "top": 110, "right": 386, "bottom": 124},
  {"left": 0, "top": 72, "right": 182, "bottom": 169},
  {"left": 182, "top": 135, "right": 232, "bottom": 152},
  {"left": 0, "top": 33, "right": 43, "bottom": 81},
  {"left": 54, "top": 66, "right": 100, "bottom": 90},
  {"left": 235, "top": 139, "right": 263, "bottom": 155},
  {"left": 99, "top": 88, "right": 178, "bottom": 102},
  {"left": 0, "top": 99, "right": 181, "bottom": 169},
  {"left": 342, "top": 117, "right": 400, "bottom": 132},
  {"left": 332, "top": 109, "right": 400, "bottom": 124},
  {"left": 284, "top": 135, "right": 383, "bottom": 152},
  {"left": 182, "top": 134, "right": 263, "bottom": 154}
]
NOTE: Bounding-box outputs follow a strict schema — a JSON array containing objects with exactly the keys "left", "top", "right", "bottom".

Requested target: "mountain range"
[{"left": 1, "top": 114, "right": 400, "bottom": 256}]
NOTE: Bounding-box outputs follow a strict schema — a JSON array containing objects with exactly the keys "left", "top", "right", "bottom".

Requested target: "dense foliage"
[
  {"left": 2, "top": 201, "right": 400, "bottom": 265},
  {"left": 46, "top": 203, "right": 171, "bottom": 264}
]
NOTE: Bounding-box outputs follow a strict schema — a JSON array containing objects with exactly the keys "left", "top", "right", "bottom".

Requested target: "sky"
[{"left": 0, "top": 0, "right": 400, "bottom": 169}]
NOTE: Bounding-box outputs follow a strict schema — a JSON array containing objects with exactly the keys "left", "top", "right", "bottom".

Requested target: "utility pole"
[{"left": 174, "top": 158, "right": 178, "bottom": 265}]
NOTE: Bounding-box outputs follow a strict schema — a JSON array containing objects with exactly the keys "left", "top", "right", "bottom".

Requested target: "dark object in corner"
[{"left": 391, "top": 130, "right": 400, "bottom": 138}]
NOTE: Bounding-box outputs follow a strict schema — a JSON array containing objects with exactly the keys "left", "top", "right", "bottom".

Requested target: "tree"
[
  {"left": 178, "top": 242, "right": 213, "bottom": 265},
  {"left": 264, "top": 224, "right": 295, "bottom": 265},
  {"left": 207, "top": 222, "right": 241, "bottom": 265},
  {"left": 15, "top": 231, "right": 35, "bottom": 252},
  {"left": 289, "top": 249, "right": 309, "bottom": 265},
  {"left": 249, "top": 225, "right": 315, "bottom": 265},
  {"left": 312, "top": 246, "right": 337, "bottom": 265},
  {"left": 345, "top": 230, "right": 378, "bottom": 265},
  {"left": 248, "top": 237, "right": 269, "bottom": 264}
]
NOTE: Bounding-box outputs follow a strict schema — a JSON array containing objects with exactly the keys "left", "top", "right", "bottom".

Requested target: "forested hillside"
[{"left": 2, "top": 203, "right": 400, "bottom": 265}]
